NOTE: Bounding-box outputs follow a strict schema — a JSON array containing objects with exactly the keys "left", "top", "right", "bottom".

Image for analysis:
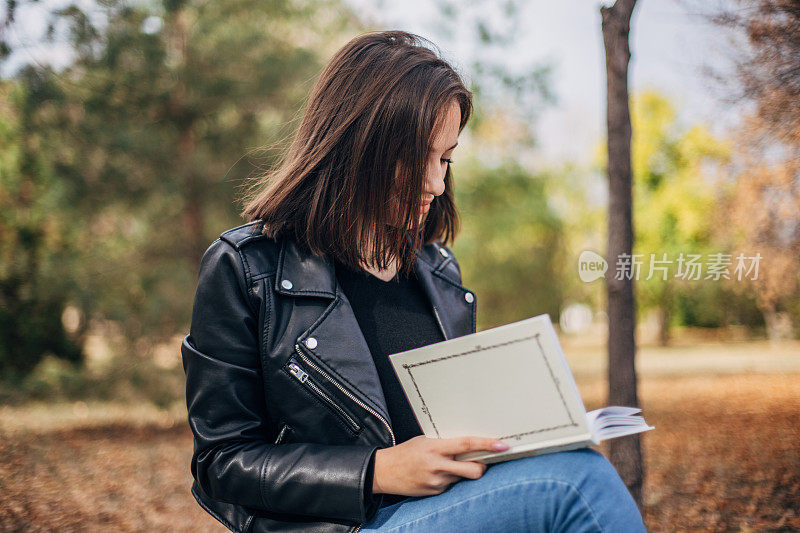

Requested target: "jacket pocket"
[{"left": 284, "top": 360, "right": 362, "bottom": 435}]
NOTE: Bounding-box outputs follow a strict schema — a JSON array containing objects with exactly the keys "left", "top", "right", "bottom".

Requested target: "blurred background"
[{"left": 0, "top": 0, "right": 798, "bottom": 530}]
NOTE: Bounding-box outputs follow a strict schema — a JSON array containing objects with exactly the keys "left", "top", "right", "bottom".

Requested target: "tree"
[
  {"left": 713, "top": 0, "right": 800, "bottom": 147},
  {"left": 0, "top": 79, "right": 82, "bottom": 380},
  {"left": 630, "top": 91, "right": 729, "bottom": 345},
  {"left": 600, "top": 0, "right": 643, "bottom": 508},
  {"left": 454, "top": 159, "right": 565, "bottom": 330},
  {"left": 719, "top": 118, "right": 800, "bottom": 340},
  {"left": 2, "top": 0, "right": 359, "bottom": 348},
  {"left": 711, "top": 0, "right": 800, "bottom": 339},
  {"left": 423, "top": 0, "right": 556, "bottom": 153}
]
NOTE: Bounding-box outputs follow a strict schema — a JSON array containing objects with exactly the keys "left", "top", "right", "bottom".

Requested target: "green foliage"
[
  {"left": 540, "top": 161, "right": 608, "bottom": 316},
  {"left": 631, "top": 92, "right": 722, "bottom": 336},
  {"left": 587, "top": 90, "right": 768, "bottom": 339},
  {"left": 453, "top": 158, "right": 565, "bottom": 329},
  {"left": 674, "top": 282, "right": 765, "bottom": 330},
  {"left": 0, "top": 348, "right": 186, "bottom": 408},
  {"left": 5, "top": 0, "right": 359, "bottom": 348},
  {"left": 594, "top": 90, "right": 767, "bottom": 339},
  {"left": 0, "top": 80, "right": 83, "bottom": 381},
  {"left": 0, "top": 0, "right": 362, "bottom": 381}
]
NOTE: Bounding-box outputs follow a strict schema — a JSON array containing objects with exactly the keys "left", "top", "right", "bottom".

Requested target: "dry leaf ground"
[{"left": 1, "top": 366, "right": 798, "bottom": 531}]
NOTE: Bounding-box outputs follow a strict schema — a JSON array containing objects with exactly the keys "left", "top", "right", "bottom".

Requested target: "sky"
[
  {"left": 345, "top": 0, "right": 739, "bottom": 165},
  {"left": 4, "top": 0, "right": 739, "bottom": 166}
]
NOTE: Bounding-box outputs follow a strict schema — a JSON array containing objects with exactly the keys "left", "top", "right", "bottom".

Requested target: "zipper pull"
[{"left": 288, "top": 362, "right": 308, "bottom": 383}]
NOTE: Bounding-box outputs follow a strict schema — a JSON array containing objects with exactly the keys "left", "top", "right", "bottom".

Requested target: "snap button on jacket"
[{"left": 182, "top": 221, "right": 477, "bottom": 533}]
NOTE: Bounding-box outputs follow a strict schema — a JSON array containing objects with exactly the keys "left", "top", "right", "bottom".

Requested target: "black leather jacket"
[{"left": 181, "top": 221, "right": 477, "bottom": 533}]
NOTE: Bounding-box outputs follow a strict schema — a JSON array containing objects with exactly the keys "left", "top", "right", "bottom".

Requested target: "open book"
[{"left": 388, "top": 314, "right": 654, "bottom": 464}]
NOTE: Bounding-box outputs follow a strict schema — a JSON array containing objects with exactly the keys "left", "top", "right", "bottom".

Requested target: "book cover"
[{"left": 388, "top": 314, "right": 653, "bottom": 464}]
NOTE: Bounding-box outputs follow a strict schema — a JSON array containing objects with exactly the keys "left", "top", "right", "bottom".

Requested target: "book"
[{"left": 387, "top": 314, "right": 654, "bottom": 464}]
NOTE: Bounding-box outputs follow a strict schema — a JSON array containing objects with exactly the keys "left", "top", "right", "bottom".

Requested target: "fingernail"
[{"left": 492, "top": 442, "right": 509, "bottom": 451}]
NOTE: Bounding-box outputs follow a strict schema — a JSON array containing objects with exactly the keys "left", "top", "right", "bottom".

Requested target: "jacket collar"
[
  {"left": 274, "top": 237, "right": 338, "bottom": 298},
  {"left": 273, "top": 235, "right": 470, "bottom": 341},
  {"left": 274, "top": 236, "right": 453, "bottom": 299},
  {"left": 272, "top": 234, "right": 475, "bottom": 429}
]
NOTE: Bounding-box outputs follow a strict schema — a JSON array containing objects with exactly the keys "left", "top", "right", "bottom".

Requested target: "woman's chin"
[{"left": 390, "top": 210, "right": 428, "bottom": 231}]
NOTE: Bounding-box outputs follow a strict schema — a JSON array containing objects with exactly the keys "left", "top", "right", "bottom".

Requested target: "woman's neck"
[
  {"left": 358, "top": 232, "right": 404, "bottom": 281},
  {"left": 360, "top": 256, "right": 399, "bottom": 282}
]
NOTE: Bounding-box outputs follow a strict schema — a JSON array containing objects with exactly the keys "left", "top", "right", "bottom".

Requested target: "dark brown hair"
[{"left": 241, "top": 30, "right": 472, "bottom": 277}]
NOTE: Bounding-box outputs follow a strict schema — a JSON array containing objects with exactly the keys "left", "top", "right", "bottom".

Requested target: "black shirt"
[{"left": 333, "top": 257, "right": 445, "bottom": 507}]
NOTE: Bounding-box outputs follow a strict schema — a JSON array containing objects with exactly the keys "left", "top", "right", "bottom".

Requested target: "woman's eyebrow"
[{"left": 432, "top": 141, "right": 458, "bottom": 153}]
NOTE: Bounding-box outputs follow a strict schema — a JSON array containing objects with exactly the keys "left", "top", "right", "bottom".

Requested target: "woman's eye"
[{"left": 441, "top": 158, "right": 454, "bottom": 165}]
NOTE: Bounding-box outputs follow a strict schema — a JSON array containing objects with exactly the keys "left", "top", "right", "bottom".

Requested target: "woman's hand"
[{"left": 372, "top": 435, "right": 510, "bottom": 497}]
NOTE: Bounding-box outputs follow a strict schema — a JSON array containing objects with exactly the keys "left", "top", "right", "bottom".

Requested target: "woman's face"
[
  {"left": 396, "top": 99, "right": 460, "bottom": 228},
  {"left": 419, "top": 100, "right": 461, "bottom": 221}
]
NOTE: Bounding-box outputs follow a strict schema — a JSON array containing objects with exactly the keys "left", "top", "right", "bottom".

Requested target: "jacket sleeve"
[{"left": 182, "top": 238, "right": 382, "bottom": 523}]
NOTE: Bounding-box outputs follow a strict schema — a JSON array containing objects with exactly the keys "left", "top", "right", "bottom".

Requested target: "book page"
[
  {"left": 585, "top": 406, "right": 655, "bottom": 442},
  {"left": 389, "top": 315, "right": 590, "bottom": 447}
]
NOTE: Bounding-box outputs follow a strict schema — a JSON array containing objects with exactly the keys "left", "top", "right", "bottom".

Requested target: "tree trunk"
[
  {"left": 172, "top": 8, "right": 206, "bottom": 266},
  {"left": 656, "top": 307, "right": 668, "bottom": 346},
  {"left": 601, "top": 0, "right": 644, "bottom": 511},
  {"left": 761, "top": 302, "right": 791, "bottom": 342},
  {"left": 180, "top": 127, "right": 206, "bottom": 266},
  {"left": 658, "top": 284, "right": 672, "bottom": 347}
]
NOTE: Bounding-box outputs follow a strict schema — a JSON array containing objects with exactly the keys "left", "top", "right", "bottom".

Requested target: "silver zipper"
[
  {"left": 431, "top": 305, "right": 449, "bottom": 340},
  {"left": 288, "top": 363, "right": 309, "bottom": 382},
  {"left": 294, "top": 344, "right": 396, "bottom": 447},
  {"left": 287, "top": 361, "right": 361, "bottom": 433}
]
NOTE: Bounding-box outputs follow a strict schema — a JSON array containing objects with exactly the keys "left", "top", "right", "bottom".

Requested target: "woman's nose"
[{"left": 425, "top": 165, "right": 446, "bottom": 198}]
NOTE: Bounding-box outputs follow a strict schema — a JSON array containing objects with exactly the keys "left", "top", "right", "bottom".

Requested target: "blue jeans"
[{"left": 360, "top": 448, "right": 646, "bottom": 532}]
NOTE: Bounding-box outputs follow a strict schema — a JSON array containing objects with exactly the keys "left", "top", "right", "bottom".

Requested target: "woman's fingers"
[
  {"left": 435, "top": 436, "right": 508, "bottom": 456},
  {"left": 372, "top": 435, "right": 505, "bottom": 496},
  {"left": 436, "top": 458, "right": 487, "bottom": 481},
  {"left": 426, "top": 436, "right": 505, "bottom": 482}
]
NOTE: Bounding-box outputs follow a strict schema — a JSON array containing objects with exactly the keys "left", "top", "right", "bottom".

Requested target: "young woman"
[{"left": 182, "top": 30, "right": 646, "bottom": 533}]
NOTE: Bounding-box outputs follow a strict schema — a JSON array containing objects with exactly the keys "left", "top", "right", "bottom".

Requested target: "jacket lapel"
[
  {"left": 274, "top": 237, "right": 391, "bottom": 423},
  {"left": 273, "top": 236, "right": 477, "bottom": 428},
  {"left": 413, "top": 252, "right": 476, "bottom": 340}
]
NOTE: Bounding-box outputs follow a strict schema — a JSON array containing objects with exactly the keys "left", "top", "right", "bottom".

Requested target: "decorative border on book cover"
[{"left": 401, "top": 333, "right": 578, "bottom": 439}]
